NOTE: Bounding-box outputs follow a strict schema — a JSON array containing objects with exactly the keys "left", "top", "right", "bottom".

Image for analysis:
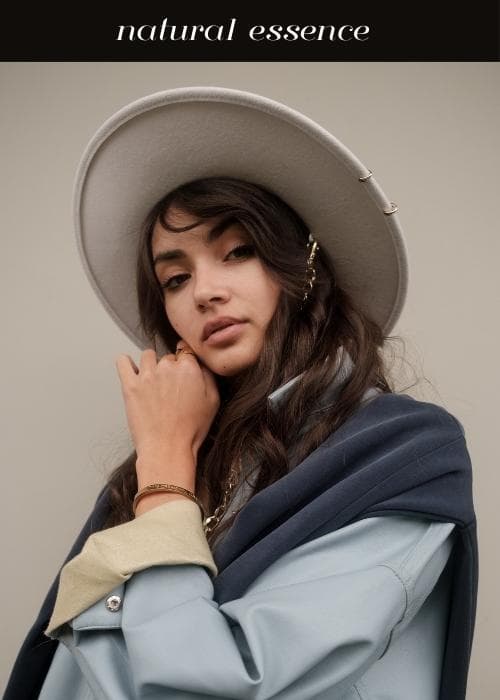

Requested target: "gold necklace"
[{"left": 202, "top": 456, "right": 242, "bottom": 535}]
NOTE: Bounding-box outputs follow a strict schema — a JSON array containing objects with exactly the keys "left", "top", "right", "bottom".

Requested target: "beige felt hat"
[{"left": 74, "top": 86, "right": 408, "bottom": 355}]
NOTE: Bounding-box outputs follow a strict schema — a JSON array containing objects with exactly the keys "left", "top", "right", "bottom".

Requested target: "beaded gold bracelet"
[{"left": 133, "top": 483, "right": 206, "bottom": 520}]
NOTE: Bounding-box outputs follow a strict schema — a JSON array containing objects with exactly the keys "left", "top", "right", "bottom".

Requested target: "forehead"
[{"left": 151, "top": 208, "right": 247, "bottom": 253}]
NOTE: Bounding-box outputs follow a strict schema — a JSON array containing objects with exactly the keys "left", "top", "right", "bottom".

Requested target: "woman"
[{"left": 5, "top": 87, "right": 477, "bottom": 700}]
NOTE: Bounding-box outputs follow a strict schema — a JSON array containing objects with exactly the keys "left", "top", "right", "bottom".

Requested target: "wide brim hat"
[{"left": 74, "top": 86, "right": 408, "bottom": 356}]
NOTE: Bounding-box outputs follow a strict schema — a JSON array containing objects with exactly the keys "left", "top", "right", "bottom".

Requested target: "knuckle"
[{"left": 121, "top": 384, "right": 135, "bottom": 398}]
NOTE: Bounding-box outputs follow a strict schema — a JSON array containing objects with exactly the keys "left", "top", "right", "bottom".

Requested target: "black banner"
[{"left": 1, "top": 3, "right": 499, "bottom": 61}]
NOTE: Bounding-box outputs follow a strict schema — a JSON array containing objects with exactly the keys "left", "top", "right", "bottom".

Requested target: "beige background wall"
[{"left": 1, "top": 62, "right": 498, "bottom": 697}]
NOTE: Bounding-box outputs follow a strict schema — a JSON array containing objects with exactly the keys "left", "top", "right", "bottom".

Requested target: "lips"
[{"left": 202, "top": 317, "right": 245, "bottom": 341}]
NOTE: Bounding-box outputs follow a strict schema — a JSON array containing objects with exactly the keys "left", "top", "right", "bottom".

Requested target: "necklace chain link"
[{"left": 202, "top": 456, "right": 242, "bottom": 535}]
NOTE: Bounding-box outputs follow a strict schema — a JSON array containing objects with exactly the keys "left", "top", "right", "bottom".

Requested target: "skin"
[
  {"left": 152, "top": 207, "right": 282, "bottom": 377},
  {"left": 115, "top": 207, "right": 282, "bottom": 516}
]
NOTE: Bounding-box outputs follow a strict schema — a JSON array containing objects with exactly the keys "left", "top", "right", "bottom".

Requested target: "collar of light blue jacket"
[
  {"left": 266, "top": 345, "right": 354, "bottom": 414},
  {"left": 213, "top": 346, "right": 375, "bottom": 545}
]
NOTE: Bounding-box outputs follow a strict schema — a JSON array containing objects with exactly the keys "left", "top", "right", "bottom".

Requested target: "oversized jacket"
[{"left": 4, "top": 350, "right": 478, "bottom": 699}]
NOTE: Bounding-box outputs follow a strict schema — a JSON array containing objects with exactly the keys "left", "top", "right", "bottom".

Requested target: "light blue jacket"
[
  {"left": 39, "top": 515, "right": 455, "bottom": 699},
  {"left": 36, "top": 349, "right": 459, "bottom": 699}
]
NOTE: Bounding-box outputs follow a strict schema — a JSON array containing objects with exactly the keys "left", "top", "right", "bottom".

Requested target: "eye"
[
  {"left": 226, "top": 244, "right": 255, "bottom": 260},
  {"left": 160, "top": 245, "right": 255, "bottom": 292},
  {"left": 160, "top": 273, "right": 189, "bottom": 291}
]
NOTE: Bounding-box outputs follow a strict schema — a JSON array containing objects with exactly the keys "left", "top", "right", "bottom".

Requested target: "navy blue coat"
[{"left": 4, "top": 392, "right": 477, "bottom": 699}]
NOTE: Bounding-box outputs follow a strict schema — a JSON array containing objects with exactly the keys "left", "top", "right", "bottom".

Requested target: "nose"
[{"left": 192, "top": 266, "right": 231, "bottom": 309}]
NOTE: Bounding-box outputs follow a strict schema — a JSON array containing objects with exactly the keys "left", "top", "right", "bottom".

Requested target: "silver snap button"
[{"left": 105, "top": 595, "right": 122, "bottom": 612}]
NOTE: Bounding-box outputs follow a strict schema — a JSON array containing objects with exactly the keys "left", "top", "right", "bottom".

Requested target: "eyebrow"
[{"left": 152, "top": 218, "right": 241, "bottom": 269}]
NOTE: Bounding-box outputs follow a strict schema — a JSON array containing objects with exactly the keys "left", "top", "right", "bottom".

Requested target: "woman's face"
[{"left": 151, "top": 207, "right": 282, "bottom": 377}]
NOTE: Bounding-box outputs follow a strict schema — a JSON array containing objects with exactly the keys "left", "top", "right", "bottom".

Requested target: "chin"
[
  {"left": 203, "top": 347, "right": 260, "bottom": 378},
  {"left": 210, "top": 359, "right": 256, "bottom": 378}
]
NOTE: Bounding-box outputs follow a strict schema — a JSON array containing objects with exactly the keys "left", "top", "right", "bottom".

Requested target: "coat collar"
[{"left": 267, "top": 345, "right": 354, "bottom": 414}]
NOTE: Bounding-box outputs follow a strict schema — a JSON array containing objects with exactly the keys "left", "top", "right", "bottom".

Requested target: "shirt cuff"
[{"left": 45, "top": 498, "right": 217, "bottom": 636}]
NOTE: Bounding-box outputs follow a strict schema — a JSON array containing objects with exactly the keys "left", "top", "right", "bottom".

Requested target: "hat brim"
[{"left": 74, "top": 86, "right": 408, "bottom": 355}]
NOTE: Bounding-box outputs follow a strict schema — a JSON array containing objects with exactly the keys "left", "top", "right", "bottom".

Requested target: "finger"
[
  {"left": 158, "top": 352, "right": 177, "bottom": 365},
  {"left": 115, "top": 354, "right": 138, "bottom": 380},
  {"left": 129, "top": 356, "right": 140, "bottom": 374},
  {"left": 175, "top": 342, "right": 198, "bottom": 362},
  {"left": 175, "top": 340, "right": 188, "bottom": 355},
  {"left": 139, "top": 348, "right": 158, "bottom": 373},
  {"left": 176, "top": 339, "right": 194, "bottom": 352}
]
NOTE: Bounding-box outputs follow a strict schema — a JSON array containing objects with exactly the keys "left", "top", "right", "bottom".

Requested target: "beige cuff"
[{"left": 45, "top": 499, "right": 217, "bottom": 636}]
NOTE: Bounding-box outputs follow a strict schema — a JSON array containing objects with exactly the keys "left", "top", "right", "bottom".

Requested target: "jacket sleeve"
[
  {"left": 46, "top": 511, "right": 456, "bottom": 700},
  {"left": 45, "top": 498, "right": 217, "bottom": 634}
]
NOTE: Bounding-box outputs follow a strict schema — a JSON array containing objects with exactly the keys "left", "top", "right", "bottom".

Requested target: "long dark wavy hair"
[{"left": 102, "top": 176, "right": 403, "bottom": 548}]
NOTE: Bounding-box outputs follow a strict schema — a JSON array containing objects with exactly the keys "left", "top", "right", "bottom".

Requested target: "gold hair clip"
[{"left": 300, "top": 233, "right": 319, "bottom": 310}]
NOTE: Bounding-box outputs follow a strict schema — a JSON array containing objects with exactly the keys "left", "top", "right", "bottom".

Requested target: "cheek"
[
  {"left": 254, "top": 277, "right": 282, "bottom": 322},
  {"left": 163, "top": 302, "right": 183, "bottom": 337},
  {"left": 263, "top": 272, "right": 282, "bottom": 304},
  {"left": 165, "top": 302, "right": 199, "bottom": 346},
  {"left": 250, "top": 261, "right": 281, "bottom": 298}
]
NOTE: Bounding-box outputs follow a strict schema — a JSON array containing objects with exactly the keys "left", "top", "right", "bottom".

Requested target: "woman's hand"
[{"left": 115, "top": 341, "right": 220, "bottom": 487}]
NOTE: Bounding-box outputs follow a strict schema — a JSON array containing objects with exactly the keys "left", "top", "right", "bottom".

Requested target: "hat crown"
[{"left": 74, "top": 86, "right": 408, "bottom": 353}]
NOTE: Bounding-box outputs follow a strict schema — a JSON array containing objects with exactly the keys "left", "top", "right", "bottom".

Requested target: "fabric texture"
[
  {"left": 207, "top": 392, "right": 477, "bottom": 700},
  {"left": 4, "top": 349, "right": 478, "bottom": 699},
  {"left": 45, "top": 346, "right": 357, "bottom": 635},
  {"left": 45, "top": 498, "right": 216, "bottom": 635},
  {"left": 39, "top": 515, "right": 456, "bottom": 700}
]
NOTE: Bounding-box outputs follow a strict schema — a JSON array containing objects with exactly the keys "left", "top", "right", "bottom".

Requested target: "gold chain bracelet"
[
  {"left": 133, "top": 483, "right": 206, "bottom": 519},
  {"left": 133, "top": 456, "right": 243, "bottom": 536}
]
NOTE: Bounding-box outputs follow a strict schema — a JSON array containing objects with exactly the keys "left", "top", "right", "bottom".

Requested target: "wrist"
[
  {"left": 134, "top": 491, "right": 189, "bottom": 518},
  {"left": 135, "top": 451, "right": 197, "bottom": 492}
]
